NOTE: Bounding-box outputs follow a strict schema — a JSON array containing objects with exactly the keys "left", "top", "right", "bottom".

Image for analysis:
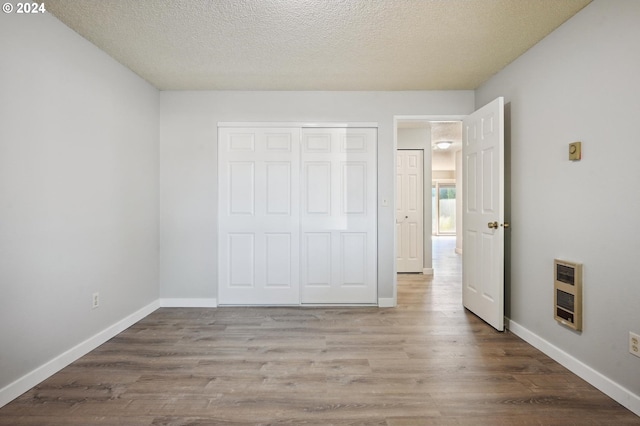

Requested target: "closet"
[{"left": 218, "top": 124, "right": 377, "bottom": 305}]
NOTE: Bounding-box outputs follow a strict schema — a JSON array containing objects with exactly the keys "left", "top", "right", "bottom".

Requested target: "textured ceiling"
[
  {"left": 45, "top": 0, "right": 591, "bottom": 91},
  {"left": 431, "top": 121, "right": 463, "bottom": 144}
]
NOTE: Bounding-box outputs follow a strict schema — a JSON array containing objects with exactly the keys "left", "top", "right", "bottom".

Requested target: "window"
[{"left": 432, "top": 183, "right": 456, "bottom": 235}]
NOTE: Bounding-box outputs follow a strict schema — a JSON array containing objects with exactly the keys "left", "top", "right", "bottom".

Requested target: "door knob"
[
  {"left": 488, "top": 221, "right": 498, "bottom": 229},
  {"left": 396, "top": 216, "right": 408, "bottom": 224},
  {"left": 501, "top": 222, "right": 510, "bottom": 229}
]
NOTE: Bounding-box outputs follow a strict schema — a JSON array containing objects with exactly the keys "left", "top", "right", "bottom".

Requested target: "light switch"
[{"left": 569, "top": 142, "right": 582, "bottom": 161}]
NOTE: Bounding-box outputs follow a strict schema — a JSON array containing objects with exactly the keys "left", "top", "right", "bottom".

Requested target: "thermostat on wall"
[{"left": 569, "top": 141, "right": 582, "bottom": 161}]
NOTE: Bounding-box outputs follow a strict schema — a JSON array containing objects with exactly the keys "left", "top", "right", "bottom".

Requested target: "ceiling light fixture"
[{"left": 435, "top": 141, "right": 452, "bottom": 150}]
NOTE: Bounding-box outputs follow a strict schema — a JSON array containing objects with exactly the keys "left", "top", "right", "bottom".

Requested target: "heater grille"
[
  {"left": 557, "top": 264, "right": 575, "bottom": 285},
  {"left": 554, "top": 259, "right": 582, "bottom": 331},
  {"left": 556, "top": 290, "right": 574, "bottom": 312}
]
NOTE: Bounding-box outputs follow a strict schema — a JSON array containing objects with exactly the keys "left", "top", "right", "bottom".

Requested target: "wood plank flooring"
[{"left": 1, "top": 237, "right": 638, "bottom": 425}]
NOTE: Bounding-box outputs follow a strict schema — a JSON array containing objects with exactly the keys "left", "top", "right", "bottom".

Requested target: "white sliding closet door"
[
  {"left": 218, "top": 128, "right": 300, "bottom": 305},
  {"left": 300, "top": 128, "right": 377, "bottom": 304}
]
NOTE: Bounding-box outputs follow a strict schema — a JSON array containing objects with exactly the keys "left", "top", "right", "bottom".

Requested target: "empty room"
[{"left": 1, "top": 0, "right": 639, "bottom": 424}]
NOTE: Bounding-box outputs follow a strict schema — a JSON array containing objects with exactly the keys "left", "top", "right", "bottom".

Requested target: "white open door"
[
  {"left": 462, "top": 97, "right": 505, "bottom": 331},
  {"left": 396, "top": 150, "right": 424, "bottom": 273}
]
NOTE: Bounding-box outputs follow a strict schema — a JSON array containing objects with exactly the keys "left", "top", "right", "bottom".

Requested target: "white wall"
[
  {"left": 159, "top": 91, "right": 474, "bottom": 301},
  {"left": 432, "top": 150, "right": 455, "bottom": 171},
  {"left": 397, "top": 127, "right": 433, "bottom": 272},
  {"left": 0, "top": 11, "right": 159, "bottom": 396},
  {"left": 477, "top": 0, "right": 640, "bottom": 407}
]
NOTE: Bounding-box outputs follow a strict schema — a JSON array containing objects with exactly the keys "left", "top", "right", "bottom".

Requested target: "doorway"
[
  {"left": 393, "top": 99, "right": 505, "bottom": 331},
  {"left": 395, "top": 119, "right": 433, "bottom": 277},
  {"left": 394, "top": 118, "right": 462, "bottom": 279}
]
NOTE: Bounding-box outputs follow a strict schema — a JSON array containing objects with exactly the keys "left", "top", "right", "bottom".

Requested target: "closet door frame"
[{"left": 217, "top": 122, "right": 378, "bottom": 306}]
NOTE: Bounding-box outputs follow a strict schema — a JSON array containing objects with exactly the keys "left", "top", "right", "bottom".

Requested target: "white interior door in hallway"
[
  {"left": 396, "top": 150, "right": 424, "bottom": 273},
  {"left": 218, "top": 125, "right": 377, "bottom": 305},
  {"left": 462, "top": 97, "right": 505, "bottom": 331}
]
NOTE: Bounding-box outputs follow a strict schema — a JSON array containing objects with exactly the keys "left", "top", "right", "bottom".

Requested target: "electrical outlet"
[
  {"left": 630, "top": 332, "right": 640, "bottom": 358},
  {"left": 92, "top": 292, "right": 99, "bottom": 309}
]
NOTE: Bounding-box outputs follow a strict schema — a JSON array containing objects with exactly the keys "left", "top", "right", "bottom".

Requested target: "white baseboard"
[
  {"left": 159, "top": 298, "right": 218, "bottom": 308},
  {"left": 0, "top": 300, "right": 159, "bottom": 408},
  {"left": 422, "top": 268, "right": 434, "bottom": 276},
  {"left": 506, "top": 318, "right": 640, "bottom": 417},
  {"left": 378, "top": 297, "right": 396, "bottom": 308}
]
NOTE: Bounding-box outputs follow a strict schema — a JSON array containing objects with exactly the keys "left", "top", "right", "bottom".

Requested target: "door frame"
[
  {"left": 218, "top": 121, "right": 380, "bottom": 306},
  {"left": 392, "top": 115, "right": 466, "bottom": 304}
]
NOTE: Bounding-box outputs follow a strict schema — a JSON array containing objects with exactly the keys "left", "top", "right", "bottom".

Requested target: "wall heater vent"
[{"left": 554, "top": 259, "right": 583, "bottom": 331}]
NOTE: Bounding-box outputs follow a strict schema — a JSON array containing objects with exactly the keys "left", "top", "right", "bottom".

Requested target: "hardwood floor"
[{"left": 1, "top": 237, "right": 638, "bottom": 425}]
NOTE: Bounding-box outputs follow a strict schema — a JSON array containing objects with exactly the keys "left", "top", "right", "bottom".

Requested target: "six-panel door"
[
  {"left": 396, "top": 150, "right": 424, "bottom": 273},
  {"left": 462, "top": 98, "right": 505, "bottom": 331},
  {"left": 218, "top": 128, "right": 301, "bottom": 304},
  {"left": 300, "top": 128, "right": 377, "bottom": 304}
]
